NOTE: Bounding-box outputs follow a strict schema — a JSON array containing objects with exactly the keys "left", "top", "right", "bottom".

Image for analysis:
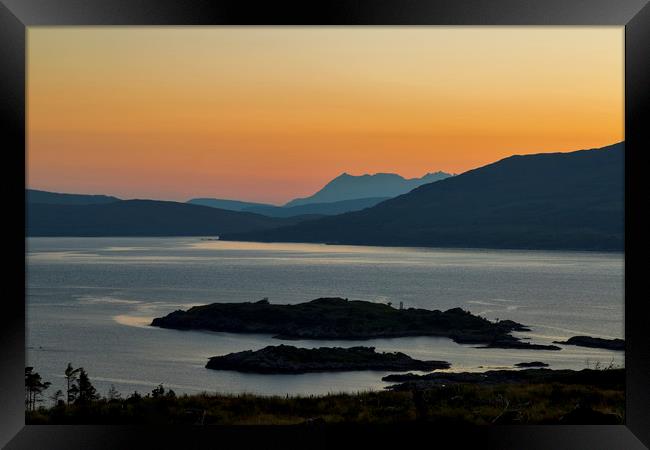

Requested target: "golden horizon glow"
[{"left": 28, "top": 27, "right": 623, "bottom": 204}]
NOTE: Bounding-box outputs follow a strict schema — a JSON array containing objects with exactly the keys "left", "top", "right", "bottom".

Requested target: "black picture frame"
[{"left": 2, "top": 1, "right": 648, "bottom": 448}]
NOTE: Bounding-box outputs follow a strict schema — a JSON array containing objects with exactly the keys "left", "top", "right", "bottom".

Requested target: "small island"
[
  {"left": 205, "top": 345, "right": 451, "bottom": 374},
  {"left": 515, "top": 361, "right": 549, "bottom": 368},
  {"left": 553, "top": 336, "right": 624, "bottom": 351},
  {"left": 480, "top": 339, "right": 560, "bottom": 351},
  {"left": 151, "top": 297, "right": 558, "bottom": 350}
]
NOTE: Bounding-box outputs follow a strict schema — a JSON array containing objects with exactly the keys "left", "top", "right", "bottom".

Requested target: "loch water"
[{"left": 27, "top": 237, "right": 624, "bottom": 397}]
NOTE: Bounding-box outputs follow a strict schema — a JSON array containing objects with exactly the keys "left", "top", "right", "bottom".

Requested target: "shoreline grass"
[{"left": 26, "top": 373, "right": 624, "bottom": 425}]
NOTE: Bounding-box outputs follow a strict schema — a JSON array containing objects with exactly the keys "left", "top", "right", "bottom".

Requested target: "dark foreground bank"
[{"left": 26, "top": 368, "right": 624, "bottom": 425}]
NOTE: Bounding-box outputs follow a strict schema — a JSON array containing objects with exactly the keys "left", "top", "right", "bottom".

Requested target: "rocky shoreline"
[
  {"left": 382, "top": 367, "right": 624, "bottom": 391},
  {"left": 205, "top": 345, "right": 451, "bottom": 374},
  {"left": 151, "top": 297, "right": 558, "bottom": 350}
]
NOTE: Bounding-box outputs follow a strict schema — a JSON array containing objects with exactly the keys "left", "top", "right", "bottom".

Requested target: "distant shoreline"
[{"left": 25, "top": 235, "right": 626, "bottom": 254}]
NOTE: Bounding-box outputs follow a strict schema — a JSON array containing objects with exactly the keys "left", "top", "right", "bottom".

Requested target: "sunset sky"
[{"left": 27, "top": 27, "right": 623, "bottom": 204}]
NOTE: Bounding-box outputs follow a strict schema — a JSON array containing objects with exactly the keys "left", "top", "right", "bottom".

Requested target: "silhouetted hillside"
[
  {"left": 27, "top": 189, "right": 120, "bottom": 205},
  {"left": 187, "top": 198, "right": 274, "bottom": 211},
  {"left": 284, "top": 172, "right": 452, "bottom": 207},
  {"left": 27, "top": 200, "right": 312, "bottom": 237},
  {"left": 226, "top": 143, "right": 624, "bottom": 251},
  {"left": 187, "top": 196, "right": 389, "bottom": 217},
  {"left": 244, "top": 197, "right": 390, "bottom": 217}
]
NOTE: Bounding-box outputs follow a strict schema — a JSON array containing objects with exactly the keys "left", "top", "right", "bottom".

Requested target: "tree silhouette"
[
  {"left": 128, "top": 391, "right": 142, "bottom": 402},
  {"left": 64, "top": 363, "right": 81, "bottom": 406},
  {"left": 49, "top": 389, "right": 64, "bottom": 407},
  {"left": 25, "top": 367, "right": 51, "bottom": 411},
  {"left": 151, "top": 384, "right": 166, "bottom": 398},
  {"left": 107, "top": 385, "right": 121, "bottom": 401},
  {"left": 151, "top": 384, "right": 176, "bottom": 399},
  {"left": 75, "top": 368, "right": 99, "bottom": 404}
]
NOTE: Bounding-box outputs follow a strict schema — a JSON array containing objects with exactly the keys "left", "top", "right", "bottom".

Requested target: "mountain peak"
[
  {"left": 423, "top": 171, "right": 453, "bottom": 177},
  {"left": 284, "top": 171, "right": 452, "bottom": 208}
]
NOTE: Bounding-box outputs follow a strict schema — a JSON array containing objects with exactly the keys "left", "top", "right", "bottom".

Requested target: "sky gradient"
[{"left": 27, "top": 27, "right": 623, "bottom": 204}]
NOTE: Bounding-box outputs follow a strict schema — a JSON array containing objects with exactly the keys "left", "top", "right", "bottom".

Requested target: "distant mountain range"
[
  {"left": 27, "top": 145, "right": 624, "bottom": 251},
  {"left": 26, "top": 200, "right": 315, "bottom": 237},
  {"left": 284, "top": 172, "right": 453, "bottom": 207},
  {"left": 224, "top": 143, "right": 624, "bottom": 251},
  {"left": 187, "top": 171, "right": 452, "bottom": 217},
  {"left": 27, "top": 189, "right": 120, "bottom": 205}
]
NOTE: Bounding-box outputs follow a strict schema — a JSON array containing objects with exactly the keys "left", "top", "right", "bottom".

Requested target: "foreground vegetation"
[{"left": 26, "top": 364, "right": 624, "bottom": 425}]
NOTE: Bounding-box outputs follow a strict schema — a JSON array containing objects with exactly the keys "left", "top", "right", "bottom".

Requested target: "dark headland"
[
  {"left": 205, "top": 345, "right": 451, "bottom": 374},
  {"left": 151, "top": 297, "right": 560, "bottom": 350},
  {"left": 553, "top": 336, "right": 624, "bottom": 351}
]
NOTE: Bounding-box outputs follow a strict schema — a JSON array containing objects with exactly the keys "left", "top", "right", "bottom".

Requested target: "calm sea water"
[{"left": 26, "top": 237, "right": 624, "bottom": 398}]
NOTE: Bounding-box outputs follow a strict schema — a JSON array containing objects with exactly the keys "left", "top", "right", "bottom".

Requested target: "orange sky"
[{"left": 27, "top": 27, "right": 624, "bottom": 204}]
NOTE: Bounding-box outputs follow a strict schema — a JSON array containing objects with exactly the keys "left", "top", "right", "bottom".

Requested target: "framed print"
[{"left": 1, "top": 0, "right": 649, "bottom": 448}]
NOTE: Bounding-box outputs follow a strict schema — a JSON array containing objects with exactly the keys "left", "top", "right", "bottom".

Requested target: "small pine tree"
[
  {"left": 75, "top": 368, "right": 99, "bottom": 404},
  {"left": 151, "top": 384, "right": 165, "bottom": 398},
  {"left": 64, "top": 363, "right": 81, "bottom": 406},
  {"left": 25, "top": 367, "right": 51, "bottom": 411},
  {"left": 107, "top": 384, "right": 121, "bottom": 401},
  {"left": 49, "top": 389, "right": 64, "bottom": 407}
]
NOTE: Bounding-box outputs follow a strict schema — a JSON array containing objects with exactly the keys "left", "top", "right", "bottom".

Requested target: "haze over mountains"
[
  {"left": 225, "top": 143, "right": 624, "bottom": 251},
  {"left": 188, "top": 172, "right": 453, "bottom": 217},
  {"left": 28, "top": 171, "right": 451, "bottom": 236},
  {"left": 283, "top": 172, "right": 452, "bottom": 207}
]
